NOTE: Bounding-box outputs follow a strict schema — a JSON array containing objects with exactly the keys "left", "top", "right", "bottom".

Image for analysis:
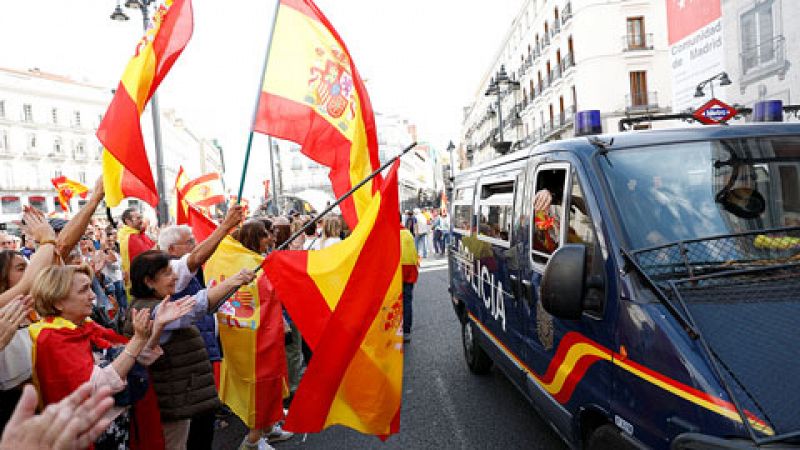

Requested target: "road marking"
[
  {"left": 420, "top": 265, "right": 448, "bottom": 273},
  {"left": 433, "top": 370, "right": 469, "bottom": 450}
]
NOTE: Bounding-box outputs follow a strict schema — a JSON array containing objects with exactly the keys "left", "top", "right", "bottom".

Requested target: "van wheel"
[
  {"left": 462, "top": 319, "right": 492, "bottom": 374},
  {"left": 585, "top": 424, "right": 637, "bottom": 450}
]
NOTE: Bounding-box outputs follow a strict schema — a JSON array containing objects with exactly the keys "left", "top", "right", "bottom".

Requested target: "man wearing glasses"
[{"left": 156, "top": 204, "right": 245, "bottom": 450}]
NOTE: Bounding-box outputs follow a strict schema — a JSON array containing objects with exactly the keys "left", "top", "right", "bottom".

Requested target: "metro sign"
[{"left": 693, "top": 98, "right": 738, "bottom": 125}]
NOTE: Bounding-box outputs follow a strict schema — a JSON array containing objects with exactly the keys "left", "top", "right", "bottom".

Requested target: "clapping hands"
[
  {"left": 154, "top": 295, "right": 196, "bottom": 328},
  {"left": 0, "top": 295, "right": 32, "bottom": 351}
]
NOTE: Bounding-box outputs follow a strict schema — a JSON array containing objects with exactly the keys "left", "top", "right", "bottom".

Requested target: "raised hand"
[
  {"left": 0, "top": 383, "right": 113, "bottom": 450},
  {"left": 533, "top": 189, "right": 553, "bottom": 212},
  {"left": 221, "top": 204, "right": 245, "bottom": 231},
  {"left": 154, "top": 295, "right": 196, "bottom": 327},
  {"left": 131, "top": 307, "right": 152, "bottom": 340},
  {"left": 21, "top": 206, "right": 56, "bottom": 243},
  {"left": 0, "top": 295, "right": 32, "bottom": 350}
]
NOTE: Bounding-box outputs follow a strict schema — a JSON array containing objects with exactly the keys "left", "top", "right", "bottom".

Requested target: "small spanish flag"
[
  {"left": 97, "top": 0, "right": 193, "bottom": 208},
  {"left": 50, "top": 176, "right": 89, "bottom": 212}
]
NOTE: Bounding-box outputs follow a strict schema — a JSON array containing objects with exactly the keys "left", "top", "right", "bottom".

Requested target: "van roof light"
[
  {"left": 575, "top": 110, "right": 602, "bottom": 136},
  {"left": 752, "top": 100, "right": 783, "bottom": 122}
]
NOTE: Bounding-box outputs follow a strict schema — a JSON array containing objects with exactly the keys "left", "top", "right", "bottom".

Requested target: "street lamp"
[
  {"left": 694, "top": 71, "right": 732, "bottom": 99},
  {"left": 484, "top": 65, "right": 520, "bottom": 154},
  {"left": 110, "top": 0, "right": 170, "bottom": 226}
]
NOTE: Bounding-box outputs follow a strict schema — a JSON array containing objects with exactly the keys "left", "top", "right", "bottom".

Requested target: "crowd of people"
[{"left": 0, "top": 175, "right": 446, "bottom": 450}]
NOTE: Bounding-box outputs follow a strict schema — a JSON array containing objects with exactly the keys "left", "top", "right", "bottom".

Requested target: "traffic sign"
[{"left": 693, "top": 98, "right": 738, "bottom": 125}]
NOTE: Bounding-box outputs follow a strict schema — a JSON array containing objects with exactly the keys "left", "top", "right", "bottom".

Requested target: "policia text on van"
[{"left": 448, "top": 123, "right": 800, "bottom": 449}]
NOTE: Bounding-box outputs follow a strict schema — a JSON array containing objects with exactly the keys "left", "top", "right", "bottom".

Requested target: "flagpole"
[
  {"left": 269, "top": 141, "right": 417, "bottom": 255},
  {"left": 236, "top": 0, "right": 282, "bottom": 205},
  {"left": 215, "top": 143, "right": 416, "bottom": 302}
]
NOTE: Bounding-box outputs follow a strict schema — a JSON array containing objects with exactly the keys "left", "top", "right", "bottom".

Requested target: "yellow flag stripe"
[
  {"left": 102, "top": 149, "right": 126, "bottom": 208},
  {"left": 307, "top": 190, "right": 383, "bottom": 310}
]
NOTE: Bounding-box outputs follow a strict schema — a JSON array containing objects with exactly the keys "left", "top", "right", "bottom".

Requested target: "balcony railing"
[
  {"left": 542, "top": 33, "right": 551, "bottom": 48},
  {"left": 560, "top": 53, "right": 575, "bottom": 73},
  {"left": 740, "top": 35, "right": 787, "bottom": 83},
  {"left": 551, "top": 21, "right": 561, "bottom": 37},
  {"left": 0, "top": 148, "right": 13, "bottom": 159},
  {"left": 550, "top": 65, "right": 562, "bottom": 83},
  {"left": 625, "top": 91, "right": 659, "bottom": 112},
  {"left": 622, "top": 33, "right": 654, "bottom": 51},
  {"left": 562, "top": 2, "right": 572, "bottom": 25}
]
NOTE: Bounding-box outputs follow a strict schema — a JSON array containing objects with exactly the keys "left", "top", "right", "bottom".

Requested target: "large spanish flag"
[
  {"left": 254, "top": 0, "right": 380, "bottom": 229},
  {"left": 264, "top": 161, "right": 403, "bottom": 436},
  {"left": 205, "top": 236, "right": 288, "bottom": 429},
  {"left": 97, "top": 0, "right": 194, "bottom": 208}
]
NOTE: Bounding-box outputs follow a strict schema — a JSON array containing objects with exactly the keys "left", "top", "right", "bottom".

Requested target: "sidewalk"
[{"left": 419, "top": 254, "right": 448, "bottom": 269}]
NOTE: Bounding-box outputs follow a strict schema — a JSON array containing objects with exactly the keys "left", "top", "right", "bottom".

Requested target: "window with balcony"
[
  {"left": 27, "top": 133, "right": 37, "bottom": 150},
  {"left": 0, "top": 100, "right": 5, "bottom": 119},
  {"left": 52, "top": 108, "right": 59, "bottom": 125},
  {"left": 75, "top": 140, "right": 86, "bottom": 157},
  {"left": 740, "top": 0, "right": 785, "bottom": 82},
  {"left": 626, "top": 17, "right": 647, "bottom": 50},
  {"left": 0, "top": 130, "right": 7, "bottom": 152},
  {"left": 79, "top": 171, "right": 86, "bottom": 184},
  {"left": 628, "top": 71, "right": 654, "bottom": 110},
  {"left": 53, "top": 137, "right": 63, "bottom": 155},
  {"left": 73, "top": 110, "right": 82, "bottom": 128},
  {"left": 23, "top": 104, "right": 33, "bottom": 123}
]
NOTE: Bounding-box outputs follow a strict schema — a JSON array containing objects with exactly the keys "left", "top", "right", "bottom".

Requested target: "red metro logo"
[{"left": 693, "top": 98, "right": 738, "bottom": 125}]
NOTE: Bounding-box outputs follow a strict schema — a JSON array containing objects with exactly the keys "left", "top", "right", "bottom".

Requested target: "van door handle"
[
  {"left": 521, "top": 279, "right": 533, "bottom": 304},
  {"left": 509, "top": 274, "right": 520, "bottom": 300}
]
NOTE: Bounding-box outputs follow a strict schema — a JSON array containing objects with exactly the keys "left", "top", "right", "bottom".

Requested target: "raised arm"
[
  {"left": 0, "top": 208, "right": 56, "bottom": 308},
  {"left": 206, "top": 268, "right": 256, "bottom": 312},
  {"left": 185, "top": 204, "right": 244, "bottom": 273},
  {"left": 56, "top": 177, "right": 104, "bottom": 260}
]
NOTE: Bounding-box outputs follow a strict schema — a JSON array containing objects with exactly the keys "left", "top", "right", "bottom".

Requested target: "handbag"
[{"left": 97, "top": 346, "right": 150, "bottom": 407}]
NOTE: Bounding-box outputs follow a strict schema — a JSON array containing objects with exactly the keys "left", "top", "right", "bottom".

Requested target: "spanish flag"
[
  {"left": 254, "top": 0, "right": 380, "bottom": 229},
  {"left": 175, "top": 167, "right": 223, "bottom": 241},
  {"left": 97, "top": 0, "right": 193, "bottom": 208},
  {"left": 264, "top": 161, "right": 403, "bottom": 436},
  {"left": 50, "top": 176, "right": 89, "bottom": 212},
  {"left": 176, "top": 166, "right": 226, "bottom": 211},
  {"left": 205, "top": 236, "right": 288, "bottom": 429}
]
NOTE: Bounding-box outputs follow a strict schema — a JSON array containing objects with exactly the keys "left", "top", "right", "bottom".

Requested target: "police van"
[{"left": 447, "top": 114, "right": 800, "bottom": 449}]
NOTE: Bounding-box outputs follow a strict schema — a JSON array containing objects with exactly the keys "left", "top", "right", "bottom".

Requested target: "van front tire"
[
  {"left": 462, "top": 319, "right": 493, "bottom": 374},
  {"left": 585, "top": 424, "right": 639, "bottom": 450}
]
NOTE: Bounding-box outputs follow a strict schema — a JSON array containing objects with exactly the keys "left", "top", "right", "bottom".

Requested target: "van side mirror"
[{"left": 541, "top": 244, "right": 587, "bottom": 319}]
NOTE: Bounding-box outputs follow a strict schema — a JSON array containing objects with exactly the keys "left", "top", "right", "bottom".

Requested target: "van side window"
[
  {"left": 568, "top": 173, "right": 596, "bottom": 261},
  {"left": 531, "top": 167, "right": 568, "bottom": 263},
  {"left": 452, "top": 187, "right": 474, "bottom": 234},
  {"left": 478, "top": 180, "right": 514, "bottom": 243}
]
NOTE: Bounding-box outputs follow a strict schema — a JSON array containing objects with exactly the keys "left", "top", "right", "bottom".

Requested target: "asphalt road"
[{"left": 213, "top": 258, "right": 566, "bottom": 450}]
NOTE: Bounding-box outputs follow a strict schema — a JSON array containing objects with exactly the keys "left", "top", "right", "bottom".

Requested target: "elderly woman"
[
  {"left": 29, "top": 264, "right": 193, "bottom": 449},
  {"left": 125, "top": 250, "right": 256, "bottom": 450}
]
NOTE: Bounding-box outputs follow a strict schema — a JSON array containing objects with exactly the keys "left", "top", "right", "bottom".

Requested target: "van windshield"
[{"left": 600, "top": 136, "right": 800, "bottom": 250}]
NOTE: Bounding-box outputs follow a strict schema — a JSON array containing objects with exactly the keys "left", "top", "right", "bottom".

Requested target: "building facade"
[
  {"left": 0, "top": 67, "right": 223, "bottom": 225},
  {"left": 720, "top": 0, "right": 799, "bottom": 110},
  {"left": 460, "top": 0, "right": 672, "bottom": 167},
  {"left": 270, "top": 111, "right": 441, "bottom": 214}
]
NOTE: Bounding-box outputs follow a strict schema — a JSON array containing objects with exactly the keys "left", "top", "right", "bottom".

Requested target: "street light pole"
[{"left": 112, "top": 0, "right": 169, "bottom": 225}]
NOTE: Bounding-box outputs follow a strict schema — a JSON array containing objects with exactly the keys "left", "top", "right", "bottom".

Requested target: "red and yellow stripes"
[
  {"left": 254, "top": 0, "right": 380, "bottom": 229},
  {"left": 97, "top": 0, "right": 193, "bottom": 208},
  {"left": 264, "top": 161, "right": 402, "bottom": 436},
  {"left": 467, "top": 312, "right": 774, "bottom": 435},
  {"left": 205, "top": 237, "right": 288, "bottom": 429},
  {"left": 50, "top": 176, "right": 88, "bottom": 212}
]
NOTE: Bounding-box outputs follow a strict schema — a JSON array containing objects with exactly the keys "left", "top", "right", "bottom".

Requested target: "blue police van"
[{"left": 447, "top": 119, "right": 800, "bottom": 449}]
